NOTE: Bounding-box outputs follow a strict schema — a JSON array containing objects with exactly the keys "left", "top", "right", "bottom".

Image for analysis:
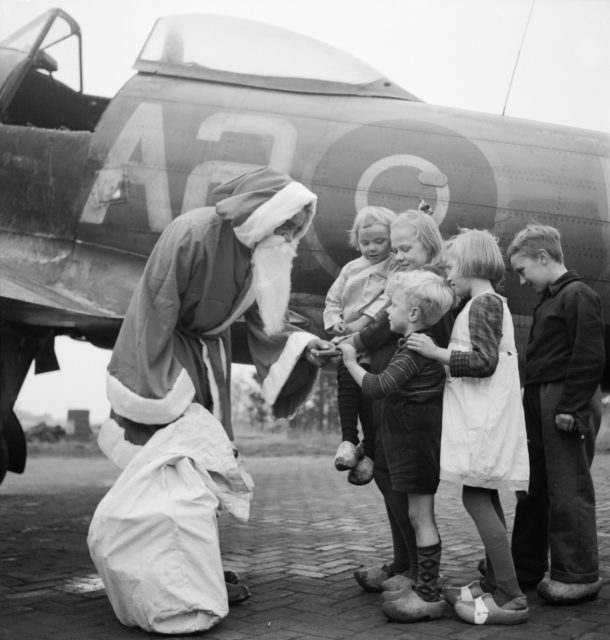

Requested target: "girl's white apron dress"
[{"left": 440, "top": 292, "right": 529, "bottom": 491}]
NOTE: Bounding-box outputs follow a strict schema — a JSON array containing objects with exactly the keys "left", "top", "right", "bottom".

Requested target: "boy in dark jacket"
[{"left": 507, "top": 224, "right": 604, "bottom": 605}]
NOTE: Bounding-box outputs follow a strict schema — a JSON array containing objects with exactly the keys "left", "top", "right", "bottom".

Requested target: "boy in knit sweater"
[
  {"left": 507, "top": 223, "right": 605, "bottom": 605},
  {"left": 338, "top": 269, "right": 454, "bottom": 621}
]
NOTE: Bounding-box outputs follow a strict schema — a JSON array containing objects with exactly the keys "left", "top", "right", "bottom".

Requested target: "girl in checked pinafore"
[{"left": 407, "top": 229, "right": 530, "bottom": 626}]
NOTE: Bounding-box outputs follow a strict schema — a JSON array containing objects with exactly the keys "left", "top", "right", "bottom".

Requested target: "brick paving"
[{"left": 0, "top": 453, "right": 608, "bottom": 639}]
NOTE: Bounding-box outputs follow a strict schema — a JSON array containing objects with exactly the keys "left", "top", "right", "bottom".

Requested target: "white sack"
[{"left": 88, "top": 404, "right": 254, "bottom": 634}]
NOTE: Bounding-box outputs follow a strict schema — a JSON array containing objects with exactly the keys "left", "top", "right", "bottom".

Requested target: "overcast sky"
[{"left": 4, "top": 0, "right": 609, "bottom": 423}]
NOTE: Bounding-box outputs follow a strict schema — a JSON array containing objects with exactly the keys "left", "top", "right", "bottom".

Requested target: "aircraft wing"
[{"left": 0, "top": 270, "right": 117, "bottom": 320}]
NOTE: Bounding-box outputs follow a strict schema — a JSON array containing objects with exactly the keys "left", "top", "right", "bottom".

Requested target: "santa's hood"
[{"left": 214, "top": 167, "right": 317, "bottom": 248}]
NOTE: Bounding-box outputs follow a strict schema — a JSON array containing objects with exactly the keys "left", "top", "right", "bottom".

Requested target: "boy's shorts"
[{"left": 381, "top": 400, "right": 441, "bottom": 494}]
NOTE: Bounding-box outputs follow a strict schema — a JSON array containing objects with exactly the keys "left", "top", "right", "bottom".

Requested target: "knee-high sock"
[{"left": 416, "top": 542, "right": 442, "bottom": 602}]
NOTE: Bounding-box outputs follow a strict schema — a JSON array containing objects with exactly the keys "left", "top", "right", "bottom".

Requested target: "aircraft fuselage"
[{"left": 2, "top": 72, "right": 610, "bottom": 366}]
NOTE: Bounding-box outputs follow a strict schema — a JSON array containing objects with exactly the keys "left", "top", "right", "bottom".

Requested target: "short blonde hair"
[
  {"left": 349, "top": 206, "right": 396, "bottom": 247},
  {"left": 447, "top": 228, "right": 505, "bottom": 287},
  {"left": 506, "top": 223, "right": 564, "bottom": 263},
  {"left": 387, "top": 269, "right": 454, "bottom": 326},
  {"left": 392, "top": 210, "right": 443, "bottom": 264}
]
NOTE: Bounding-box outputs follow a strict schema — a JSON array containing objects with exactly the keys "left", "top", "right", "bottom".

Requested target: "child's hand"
[
  {"left": 406, "top": 333, "right": 436, "bottom": 358},
  {"left": 337, "top": 342, "right": 357, "bottom": 362},
  {"left": 555, "top": 413, "right": 577, "bottom": 432},
  {"left": 331, "top": 322, "right": 346, "bottom": 336}
]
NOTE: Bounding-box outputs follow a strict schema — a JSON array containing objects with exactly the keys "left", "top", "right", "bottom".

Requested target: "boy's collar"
[{"left": 546, "top": 270, "right": 580, "bottom": 296}]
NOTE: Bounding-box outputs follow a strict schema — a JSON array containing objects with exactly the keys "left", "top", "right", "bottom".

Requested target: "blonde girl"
[
  {"left": 324, "top": 206, "right": 396, "bottom": 481},
  {"left": 408, "top": 229, "right": 530, "bottom": 626}
]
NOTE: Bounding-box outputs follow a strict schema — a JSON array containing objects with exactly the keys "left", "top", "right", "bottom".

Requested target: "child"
[
  {"left": 408, "top": 229, "right": 530, "bottom": 625},
  {"left": 339, "top": 269, "right": 454, "bottom": 622},
  {"left": 324, "top": 206, "right": 396, "bottom": 483},
  {"left": 507, "top": 224, "right": 604, "bottom": 605},
  {"left": 349, "top": 210, "right": 450, "bottom": 594}
]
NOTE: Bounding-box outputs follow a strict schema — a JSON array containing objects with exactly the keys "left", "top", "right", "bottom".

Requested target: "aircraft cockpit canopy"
[
  {"left": 135, "top": 14, "right": 419, "bottom": 100},
  {"left": 0, "top": 8, "right": 109, "bottom": 130}
]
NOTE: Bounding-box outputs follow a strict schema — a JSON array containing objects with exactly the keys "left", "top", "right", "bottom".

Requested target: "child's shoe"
[
  {"left": 353, "top": 564, "right": 394, "bottom": 592},
  {"left": 443, "top": 579, "right": 486, "bottom": 605},
  {"left": 537, "top": 577, "right": 603, "bottom": 605},
  {"left": 380, "top": 573, "right": 415, "bottom": 592},
  {"left": 454, "top": 593, "right": 528, "bottom": 625},
  {"left": 348, "top": 455, "right": 374, "bottom": 485},
  {"left": 334, "top": 441, "right": 360, "bottom": 470},
  {"left": 381, "top": 589, "right": 445, "bottom": 622},
  {"left": 380, "top": 579, "right": 416, "bottom": 602},
  {"left": 382, "top": 573, "right": 446, "bottom": 600}
]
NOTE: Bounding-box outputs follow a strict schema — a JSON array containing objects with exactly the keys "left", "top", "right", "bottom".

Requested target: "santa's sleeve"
[
  {"left": 106, "top": 221, "right": 200, "bottom": 425},
  {"left": 245, "top": 304, "right": 319, "bottom": 419}
]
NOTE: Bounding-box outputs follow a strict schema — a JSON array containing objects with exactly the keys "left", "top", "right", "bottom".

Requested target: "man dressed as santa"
[{"left": 103, "top": 166, "right": 331, "bottom": 602}]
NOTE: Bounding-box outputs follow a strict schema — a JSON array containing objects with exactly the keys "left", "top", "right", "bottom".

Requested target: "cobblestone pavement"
[{"left": 1, "top": 453, "right": 608, "bottom": 639}]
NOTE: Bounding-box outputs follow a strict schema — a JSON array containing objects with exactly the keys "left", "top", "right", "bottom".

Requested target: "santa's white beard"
[{"left": 251, "top": 235, "right": 298, "bottom": 335}]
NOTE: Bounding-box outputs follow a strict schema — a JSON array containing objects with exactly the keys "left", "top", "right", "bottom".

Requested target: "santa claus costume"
[{"left": 106, "top": 166, "right": 320, "bottom": 443}]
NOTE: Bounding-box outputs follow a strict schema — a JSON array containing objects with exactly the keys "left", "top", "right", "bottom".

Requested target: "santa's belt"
[{"left": 198, "top": 287, "right": 254, "bottom": 438}]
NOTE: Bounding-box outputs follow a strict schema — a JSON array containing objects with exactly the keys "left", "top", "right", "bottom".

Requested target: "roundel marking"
[
  {"left": 356, "top": 155, "right": 450, "bottom": 227},
  {"left": 309, "top": 118, "right": 498, "bottom": 279}
]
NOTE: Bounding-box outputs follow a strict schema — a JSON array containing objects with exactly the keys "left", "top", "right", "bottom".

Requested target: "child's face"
[
  {"left": 446, "top": 257, "right": 472, "bottom": 298},
  {"left": 390, "top": 226, "right": 429, "bottom": 271},
  {"left": 387, "top": 291, "right": 415, "bottom": 335},
  {"left": 510, "top": 251, "right": 555, "bottom": 293},
  {"left": 357, "top": 224, "right": 391, "bottom": 264}
]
